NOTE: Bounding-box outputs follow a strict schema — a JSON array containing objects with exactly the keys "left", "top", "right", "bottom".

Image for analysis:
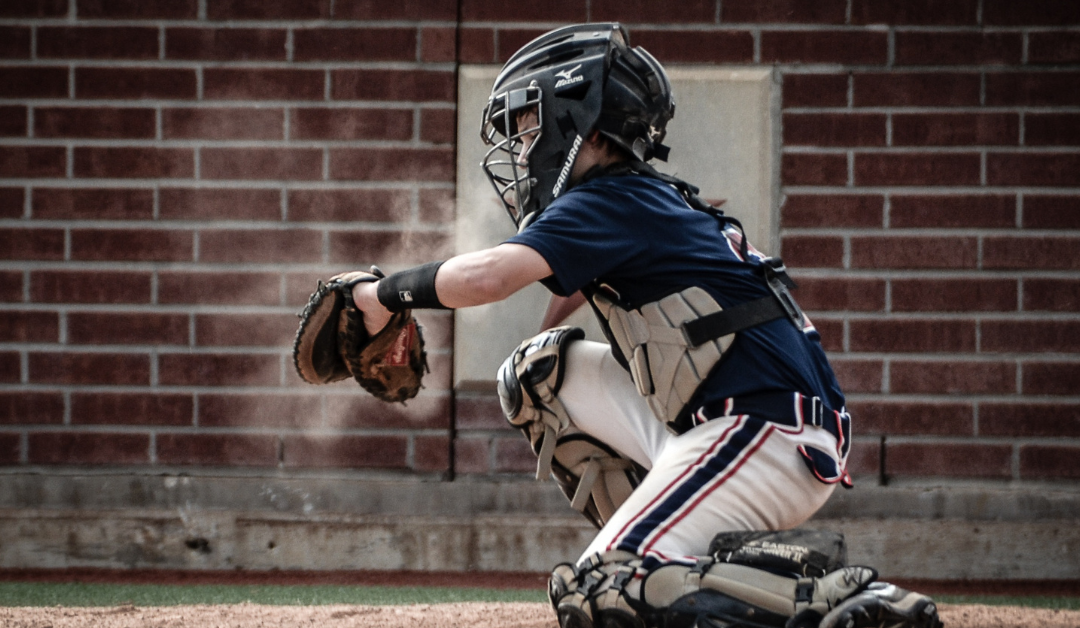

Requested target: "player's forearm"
[{"left": 436, "top": 244, "right": 551, "bottom": 308}]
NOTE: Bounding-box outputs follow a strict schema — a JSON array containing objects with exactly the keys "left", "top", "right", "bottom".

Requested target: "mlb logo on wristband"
[{"left": 399, "top": 290, "right": 414, "bottom": 303}]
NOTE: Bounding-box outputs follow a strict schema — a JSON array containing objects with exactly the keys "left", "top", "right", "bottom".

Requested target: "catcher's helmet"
[{"left": 481, "top": 23, "right": 675, "bottom": 230}]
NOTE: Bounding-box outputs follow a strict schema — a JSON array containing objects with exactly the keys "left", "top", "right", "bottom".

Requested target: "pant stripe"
[{"left": 611, "top": 416, "right": 771, "bottom": 555}]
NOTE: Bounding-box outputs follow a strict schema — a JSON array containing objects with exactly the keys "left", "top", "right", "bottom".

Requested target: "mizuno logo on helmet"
[
  {"left": 552, "top": 134, "right": 583, "bottom": 199},
  {"left": 554, "top": 64, "right": 584, "bottom": 88}
]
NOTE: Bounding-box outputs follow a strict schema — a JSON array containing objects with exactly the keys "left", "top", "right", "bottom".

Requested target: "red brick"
[
  {"left": 0, "top": 0, "right": 67, "bottom": 17},
  {"left": 33, "top": 188, "right": 152, "bottom": 222},
  {"left": 0, "top": 228, "right": 64, "bottom": 261},
  {"left": 38, "top": 27, "right": 158, "bottom": 60},
  {"left": 983, "top": 321, "right": 1080, "bottom": 353},
  {"left": 781, "top": 153, "right": 847, "bottom": 186},
  {"left": 291, "top": 108, "right": 412, "bottom": 141},
  {"left": 781, "top": 195, "right": 882, "bottom": 228},
  {"left": 762, "top": 31, "right": 888, "bottom": 65},
  {"left": 459, "top": 28, "right": 495, "bottom": 64},
  {"left": 0, "top": 392, "right": 63, "bottom": 425},
  {"left": 0, "top": 271, "right": 22, "bottom": 302},
  {"left": 892, "top": 113, "right": 1018, "bottom": 147},
  {"left": 421, "top": 27, "right": 456, "bottom": 63},
  {"left": 157, "top": 433, "right": 278, "bottom": 467},
  {"left": 74, "top": 147, "right": 193, "bottom": 179},
  {"left": 199, "top": 394, "right": 321, "bottom": 428},
  {"left": 1023, "top": 278, "right": 1080, "bottom": 312},
  {"left": 891, "top": 361, "right": 1016, "bottom": 395},
  {"left": 723, "top": 0, "right": 845, "bottom": 22},
  {"left": 493, "top": 437, "right": 535, "bottom": 473},
  {"left": 0, "top": 311, "right": 58, "bottom": 342},
  {"left": 78, "top": 0, "right": 196, "bottom": 18},
  {"left": 984, "top": 236, "right": 1080, "bottom": 270},
  {"left": 283, "top": 434, "right": 408, "bottom": 469},
  {"left": 334, "top": 0, "right": 456, "bottom": 19},
  {"left": 163, "top": 108, "right": 283, "bottom": 140},
  {"left": 983, "top": 0, "right": 1080, "bottom": 26},
  {"left": 812, "top": 317, "right": 844, "bottom": 351},
  {"left": 851, "top": 236, "right": 977, "bottom": 269},
  {"left": 330, "top": 148, "right": 454, "bottom": 182},
  {"left": 0, "top": 106, "right": 26, "bottom": 137},
  {"left": 1023, "top": 196, "right": 1080, "bottom": 229},
  {"left": 829, "top": 359, "right": 882, "bottom": 393},
  {"left": 67, "top": 312, "right": 188, "bottom": 345},
  {"left": 855, "top": 153, "right": 981, "bottom": 186},
  {"left": 495, "top": 29, "right": 552, "bottom": 62},
  {"left": 629, "top": 30, "right": 754, "bottom": 64},
  {"left": 784, "top": 113, "right": 885, "bottom": 147},
  {"left": 892, "top": 279, "right": 1017, "bottom": 313},
  {"left": 779, "top": 235, "right": 844, "bottom": 268},
  {"left": 0, "top": 188, "right": 22, "bottom": 219},
  {"left": 207, "top": 0, "right": 329, "bottom": 19},
  {"left": 0, "top": 351, "right": 18, "bottom": 383},
  {"left": 988, "top": 153, "right": 1080, "bottom": 187},
  {"left": 160, "top": 188, "right": 281, "bottom": 221},
  {"left": 329, "top": 230, "right": 452, "bottom": 265},
  {"left": 420, "top": 189, "right": 454, "bottom": 223},
  {"left": 1025, "top": 114, "right": 1080, "bottom": 147},
  {"left": 332, "top": 70, "right": 455, "bottom": 102},
  {"left": 1023, "top": 362, "right": 1080, "bottom": 396},
  {"left": 0, "top": 27, "right": 30, "bottom": 59},
  {"left": 985, "top": 72, "right": 1080, "bottom": 106},
  {"left": 894, "top": 32, "right": 1020, "bottom": 66},
  {"left": 1029, "top": 32, "right": 1080, "bottom": 64},
  {"left": 854, "top": 73, "right": 980, "bottom": 107},
  {"left": 159, "top": 272, "right": 279, "bottom": 306},
  {"left": 849, "top": 319, "right": 976, "bottom": 352},
  {"left": 199, "top": 229, "right": 323, "bottom": 264},
  {"left": 0, "top": 147, "right": 66, "bottom": 178},
  {"left": 420, "top": 109, "right": 455, "bottom": 145},
  {"left": 31, "top": 271, "right": 151, "bottom": 304},
  {"left": 414, "top": 435, "right": 450, "bottom": 472},
  {"left": 981, "top": 403, "right": 1080, "bottom": 438},
  {"left": 71, "top": 392, "right": 193, "bottom": 426},
  {"left": 29, "top": 432, "right": 150, "bottom": 465},
  {"left": 0, "top": 67, "right": 68, "bottom": 98},
  {"left": 851, "top": 0, "right": 978, "bottom": 24},
  {"left": 850, "top": 401, "right": 973, "bottom": 435},
  {"left": 159, "top": 353, "right": 279, "bottom": 386},
  {"left": 201, "top": 148, "right": 321, "bottom": 181},
  {"left": 293, "top": 28, "right": 417, "bottom": 62},
  {"left": 324, "top": 395, "right": 449, "bottom": 429},
  {"left": 76, "top": 68, "right": 196, "bottom": 100},
  {"left": 791, "top": 277, "right": 885, "bottom": 312},
  {"left": 29, "top": 352, "right": 150, "bottom": 385},
  {"left": 453, "top": 437, "right": 491, "bottom": 474},
  {"left": 288, "top": 189, "right": 410, "bottom": 223},
  {"left": 195, "top": 312, "right": 294, "bottom": 347},
  {"left": 203, "top": 69, "right": 324, "bottom": 101},
  {"left": 460, "top": 0, "right": 584, "bottom": 21},
  {"left": 0, "top": 432, "right": 19, "bottom": 464},
  {"left": 1020, "top": 446, "right": 1080, "bottom": 480},
  {"left": 845, "top": 439, "right": 879, "bottom": 477},
  {"left": 782, "top": 74, "right": 847, "bottom": 108},
  {"left": 886, "top": 443, "right": 1011, "bottom": 478},
  {"left": 166, "top": 28, "right": 286, "bottom": 61},
  {"left": 890, "top": 194, "right": 1015, "bottom": 229},
  {"left": 70, "top": 229, "right": 192, "bottom": 262}
]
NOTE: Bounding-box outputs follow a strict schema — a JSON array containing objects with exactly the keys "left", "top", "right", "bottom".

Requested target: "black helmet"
[{"left": 480, "top": 23, "right": 675, "bottom": 230}]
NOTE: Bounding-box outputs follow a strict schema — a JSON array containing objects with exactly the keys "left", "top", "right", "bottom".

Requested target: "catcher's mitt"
[{"left": 292, "top": 269, "right": 427, "bottom": 403}]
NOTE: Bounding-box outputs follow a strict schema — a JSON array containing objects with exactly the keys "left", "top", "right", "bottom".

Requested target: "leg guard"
[
  {"left": 547, "top": 551, "right": 878, "bottom": 628},
  {"left": 497, "top": 326, "right": 645, "bottom": 528},
  {"left": 818, "top": 582, "right": 942, "bottom": 628}
]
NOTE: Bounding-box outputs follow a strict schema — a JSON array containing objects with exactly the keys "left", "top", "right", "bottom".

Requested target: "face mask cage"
[{"left": 480, "top": 85, "right": 543, "bottom": 227}]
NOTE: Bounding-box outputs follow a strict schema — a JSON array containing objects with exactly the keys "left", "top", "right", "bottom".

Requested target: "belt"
[{"left": 696, "top": 391, "right": 851, "bottom": 459}]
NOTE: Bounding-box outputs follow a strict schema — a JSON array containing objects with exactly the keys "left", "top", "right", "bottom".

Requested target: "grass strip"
[
  {"left": 936, "top": 594, "right": 1080, "bottom": 610},
  {"left": 0, "top": 582, "right": 548, "bottom": 607}
]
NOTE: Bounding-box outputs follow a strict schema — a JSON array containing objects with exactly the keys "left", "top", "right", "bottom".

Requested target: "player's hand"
[{"left": 350, "top": 280, "right": 393, "bottom": 336}]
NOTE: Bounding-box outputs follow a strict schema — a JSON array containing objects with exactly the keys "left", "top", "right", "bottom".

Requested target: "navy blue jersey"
[{"left": 505, "top": 173, "right": 846, "bottom": 415}]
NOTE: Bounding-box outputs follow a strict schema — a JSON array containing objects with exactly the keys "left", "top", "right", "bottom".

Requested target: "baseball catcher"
[{"left": 333, "top": 23, "right": 942, "bottom": 628}]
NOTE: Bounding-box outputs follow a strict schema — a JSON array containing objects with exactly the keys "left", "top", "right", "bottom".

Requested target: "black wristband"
[{"left": 376, "top": 261, "right": 448, "bottom": 311}]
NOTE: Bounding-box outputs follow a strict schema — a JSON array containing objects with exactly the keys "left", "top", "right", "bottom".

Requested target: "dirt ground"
[{"left": 2, "top": 602, "right": 1079, "bottom": 628}]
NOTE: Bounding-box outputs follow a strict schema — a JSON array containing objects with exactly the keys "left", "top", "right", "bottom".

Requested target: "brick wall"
[{"left": 1, "top": 1, "right": 1077, "bottom": 484}]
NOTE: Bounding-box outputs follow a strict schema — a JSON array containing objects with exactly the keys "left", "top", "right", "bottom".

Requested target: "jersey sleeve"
[{"left": 504, "top": 182, "right": 647, "bottom": 296}]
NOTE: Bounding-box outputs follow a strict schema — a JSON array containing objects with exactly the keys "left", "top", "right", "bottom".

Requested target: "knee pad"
[{"left": 498, "top": 327, "right": 644, "bottom": 528}]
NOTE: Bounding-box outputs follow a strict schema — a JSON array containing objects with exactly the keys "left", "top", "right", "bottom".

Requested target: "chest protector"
[{"left": 579, "top": 161, "right": 806, "bottom": 432}]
